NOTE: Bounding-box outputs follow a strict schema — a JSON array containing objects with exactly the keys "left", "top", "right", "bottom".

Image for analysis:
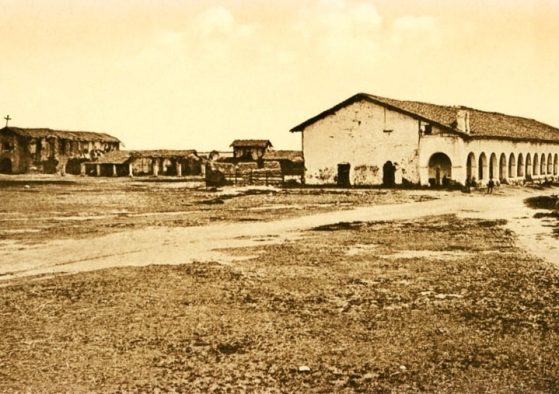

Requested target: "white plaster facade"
[
  {"left": 293, "top": 95, "right": 559, "bottom": 186},
  {"left": 301, "top": 100, "right": 422, "bottom": 185}
]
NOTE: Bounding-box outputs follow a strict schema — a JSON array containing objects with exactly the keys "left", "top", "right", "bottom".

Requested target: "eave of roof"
[
  {"left": 1, "top": 126, "right": 121, "bottom": 143},
  {"left": 230, "top": 139, "right": 273, "bottom": 148},
  {"left": 289, "top": 93, "right": 466, "bottom": 138},
  {"left": 289, "top": 92, "right": 559, "bottom": 144}
]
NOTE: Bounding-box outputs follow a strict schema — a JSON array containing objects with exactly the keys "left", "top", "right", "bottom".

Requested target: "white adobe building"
[{"left": 290, "top": 93, "right": 559, "bottom": 187}]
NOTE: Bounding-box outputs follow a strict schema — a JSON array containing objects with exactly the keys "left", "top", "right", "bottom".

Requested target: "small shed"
[{"left": 230, "top": 139, "right": 273, "bottom": 161}]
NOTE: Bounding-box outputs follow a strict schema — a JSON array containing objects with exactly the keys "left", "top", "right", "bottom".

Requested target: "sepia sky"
[{"left": 1, "top": 0, "right": 559, "bottom": 150}]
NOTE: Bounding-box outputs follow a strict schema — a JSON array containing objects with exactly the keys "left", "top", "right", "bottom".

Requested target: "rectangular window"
[
  {"left": 2, "top": 141, "right": 14, "bottom": 151},
  {"left": 424, "top": 125, "right": 433, "bottom": 135}
]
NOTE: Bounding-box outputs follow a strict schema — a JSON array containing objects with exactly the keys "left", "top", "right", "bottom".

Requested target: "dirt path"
[{"left": 1, "top": 188, "right": 557, "bottom": 282}]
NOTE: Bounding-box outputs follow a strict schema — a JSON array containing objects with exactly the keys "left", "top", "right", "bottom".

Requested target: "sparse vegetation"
[{"left": 1, "top": 214, "right": 559, "bottom": 392}]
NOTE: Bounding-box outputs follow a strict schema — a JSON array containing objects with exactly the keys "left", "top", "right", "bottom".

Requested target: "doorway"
[
  {"left": 0, "top": 158, "right": 12, "bottom": 174},
  {"left": 337, "top": 163, "right": 351, "bottom": 187},
  {"left": 382, "top": 161, "right": 396, "bottom": 186}
]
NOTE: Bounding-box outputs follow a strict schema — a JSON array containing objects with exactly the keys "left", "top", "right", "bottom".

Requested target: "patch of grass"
[
  {"left": 0, "top": 180, "right": 436, "bottom": 242},
  {"left": 1, "top": 215, "right": 559, "bottom": 392}
]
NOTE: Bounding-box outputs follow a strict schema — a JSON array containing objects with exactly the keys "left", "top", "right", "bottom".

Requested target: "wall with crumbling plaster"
[{"left": 302, "top": 100, "right": 421, "bottom": 185}]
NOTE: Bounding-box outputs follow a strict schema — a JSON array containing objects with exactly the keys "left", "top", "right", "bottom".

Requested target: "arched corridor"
[
  {"left": 489, "top": 153, "right": 498, "bottom": 180},
  {"left": 478, "top": 153, "right": 487, "bottom": 180},
  {"left": 526, "top": 154, "right": 532, "bottom": 177},
  {"left": 466, "top": 152, "right": 476, "bottom": 180},
  {"left": 533, "top": 154, "right": 539, "bottom": 176},
  {"left": 499, "top": 153, "right": 506, "bottom": 181},
  {"left": 508, "top": 153, "right": 516, "bottom": 178},
  {"left": 518, "top": 154, "right": 524, "bottom": 177},
  {"left": 428, "top": 153, "right": 452, "bottom": 186}
]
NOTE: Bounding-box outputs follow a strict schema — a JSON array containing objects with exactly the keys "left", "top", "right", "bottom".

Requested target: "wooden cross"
[{"left": 4, "top": 115, "right": 11, "bottom": 127}]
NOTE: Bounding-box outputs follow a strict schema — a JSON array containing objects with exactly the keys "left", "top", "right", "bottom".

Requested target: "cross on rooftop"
[{"left": 4, "top": 115, "right": 11, "bottom": 127}]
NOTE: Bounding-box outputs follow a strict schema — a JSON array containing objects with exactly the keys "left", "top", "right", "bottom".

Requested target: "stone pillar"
[
  {"left": 80, "top": 163, "right": 86, "bottom": 176},
  {"left": 96, "top": 164, "right": 101, "bottom": 177},
  {"left": 153, "top": 159, "right": 159, "bottom": 177},
  {"left": 112, "top": 164, "right": 117, "bottom": 176},
  {"left": 200, "top": 163, "right": 206, "bottom": 177},
  {"left": 128, "top": 163, "right": 134, "bottom": 177},
  {"left": 176, "top": 160, "right": 182, "bottom": 177}
]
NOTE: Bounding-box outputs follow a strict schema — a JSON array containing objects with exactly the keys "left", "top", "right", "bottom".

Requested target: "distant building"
[
  {"left": 198, "top": 150, "right": 233, "bottom": 162},
  {"left": 0, "top": 126, "right": 120, "bottom": 174},
  {"left": 291, "top": 92, "right": 559, "bottom": 187},
  {"left": 230, "top": 139, "right": 273, "bottom": 161},
  {"left": 83, "top": 150, "right": 203, "bottom": 177},
  {"left": 262, "top": 150, "right": 304, "bottom": 181}
]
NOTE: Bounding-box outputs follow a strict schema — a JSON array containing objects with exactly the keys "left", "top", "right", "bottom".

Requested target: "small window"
[
  {"left": 424, "top": 125, "right": 433, "bottom": 135},
  {"left": 2, "top": 142, "right": 14, "bottom": 151}
]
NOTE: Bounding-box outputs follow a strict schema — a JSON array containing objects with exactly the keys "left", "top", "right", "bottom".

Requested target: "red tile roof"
[
  {"left": 290, "top": 93, "right": 559, "bottom": 143},
  {"left": 1, "top": 127, "right": 120, "bottom": 143}
]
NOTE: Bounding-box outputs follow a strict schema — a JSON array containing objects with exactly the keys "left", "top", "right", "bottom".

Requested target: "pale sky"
[{"left": 1, "top": 0, "right": 559, "bottom": 150}]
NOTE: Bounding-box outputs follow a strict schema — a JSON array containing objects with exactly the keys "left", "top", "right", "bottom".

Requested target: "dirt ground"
[
  {"left": 1, "top": 176, "right": 559, "bottom": 392},
  {"left": 0, "top": 176, "right": 434, "bottom": 244}
]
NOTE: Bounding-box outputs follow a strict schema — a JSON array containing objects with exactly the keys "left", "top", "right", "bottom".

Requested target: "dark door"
[
  {"left": 0, "top": 158, "right": 12, "bottom": 174},
  {"left": 383, "top": 161, "right": 395, "bottom": 186},
  {"left": 337, "top": 163, "right": 351, "bottom": 187}
]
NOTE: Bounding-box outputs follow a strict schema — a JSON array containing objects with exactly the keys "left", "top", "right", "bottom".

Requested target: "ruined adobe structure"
[
  {"left": 291, "top": 93, "right": 559, "bottom": 186},
  {"left": 0, "top": 127, "right": 120, "bottom": 175},
  {"left": 83, "top": 150, "right": 203, "bottom": 177}
]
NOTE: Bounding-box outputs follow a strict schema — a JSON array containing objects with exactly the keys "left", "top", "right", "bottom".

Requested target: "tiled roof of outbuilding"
[
  {"left": 230, "top": 139, "right": 273, "bottom": 148},
  {"left": 262, "top": 150, "right": 304, "bottom": 162},
  {"left": 290, "top": 93, "right": 559, "bottom": 143},
  {"left": 90, "top": 150, "right": 199, "bottom": 164},
  {"left": 1, "top": 127, "right": 120, "bottom": 143}
]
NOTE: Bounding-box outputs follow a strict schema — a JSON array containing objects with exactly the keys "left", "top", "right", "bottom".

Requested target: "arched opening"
[
  {"left": 508, "top": 153, "right": 516, "bottom": 178},
  {"left": 547, "top": 153, "right": 553, "bottom": 174},
  {"left": 0, "top": 158, "right": 12, "bottom": 174},
  {"left": 526, "top": 154, "right": 532, "bottom": 177},
  {"left": 466, "top": 152, "right": 476, "bottom": 181},
  {"left": 428, "top": 153, "right": 452, "bottom": 187},
  {"left": 382, "top": 161, "right": 395, "bottom": 187},
  {"left": 489, "top": 153, "right": 497, "bottom": 180},
  {"left": 478, "top": 153, "right": 487, "bottom": 180},
  {"left": 499, "top": 153, "right": 506, "bottom": 181},
  {"left": 517, "top": 154, "right": 524, "bottom": 177},
  {"left": 554, "top": 154, "right": 558, "bottom": 175},
  {"left": 541, "top": 154, "right": 546, "bottom": 175},
  {"left": 533, "top": 153, "right": 539, "bottom": 176}
]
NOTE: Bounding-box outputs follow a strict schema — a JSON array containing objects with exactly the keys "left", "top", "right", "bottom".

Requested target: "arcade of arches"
[{"left": 464, "top": 151, "right": 559, "bottom": 182}]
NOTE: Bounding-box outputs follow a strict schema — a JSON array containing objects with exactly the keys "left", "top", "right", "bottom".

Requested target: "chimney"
[{"left": 456, "top": 109, "right": 470, "bottom": 133}]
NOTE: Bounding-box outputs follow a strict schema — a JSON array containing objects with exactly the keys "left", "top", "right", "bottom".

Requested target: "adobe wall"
[{"left": 302, "top": 100, "right": 420, "bottom": 185}]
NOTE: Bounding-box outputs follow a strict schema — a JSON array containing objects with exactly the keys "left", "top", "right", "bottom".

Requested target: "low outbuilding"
[{"left": 83, "top": 150, "right": 203, "bottom": 177}]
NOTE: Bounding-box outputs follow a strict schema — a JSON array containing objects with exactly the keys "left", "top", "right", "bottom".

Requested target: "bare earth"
[
  {"left": 2, "top": 179, "right": 559, "bottom": 392},
  {"left": 0, "top": 184, "right": 557, "bottom": 282}
]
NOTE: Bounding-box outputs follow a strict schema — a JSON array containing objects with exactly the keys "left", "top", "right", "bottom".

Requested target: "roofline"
[
  {"left": 465, "top": 134, "right": 559, "bottom": 145},
  {"left": 229, "top": 139, "right": 273, "bottom": 148},
  {"left": 289, "top": 93, "right": 468, "bottom": 138},
  {"left": 289, "top": 93, "right": 559, "bottom": 144},
  {"left": 1, "top": 126, "right": 121, "bottom": 143}
]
